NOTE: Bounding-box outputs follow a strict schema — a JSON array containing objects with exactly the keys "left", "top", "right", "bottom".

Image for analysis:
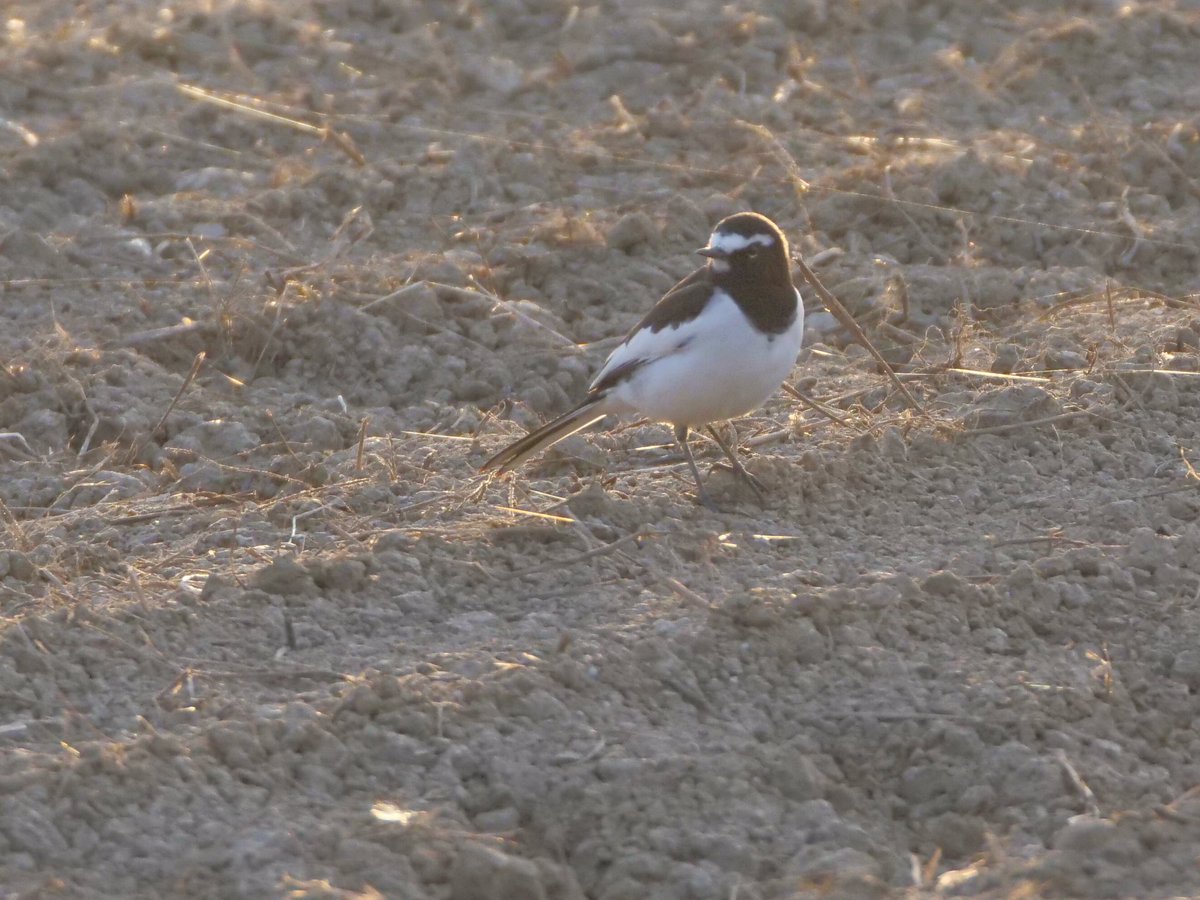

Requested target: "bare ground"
[{"left": 3, "top": 1, "right": 1200, "bottom": 898}]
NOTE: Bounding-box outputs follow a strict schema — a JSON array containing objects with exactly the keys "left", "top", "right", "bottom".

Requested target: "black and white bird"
[{"left": 481, "top": 211, "right": 805, "bottom": 509}]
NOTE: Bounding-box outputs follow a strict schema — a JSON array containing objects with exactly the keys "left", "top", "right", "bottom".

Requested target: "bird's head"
[{"left": 696, "top": 212, "right": 791, "bottom": 281}]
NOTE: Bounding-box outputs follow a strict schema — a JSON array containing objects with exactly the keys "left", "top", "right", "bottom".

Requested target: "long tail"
[{"left": 480, "top": 398, "right": 610, "bottom": 473}]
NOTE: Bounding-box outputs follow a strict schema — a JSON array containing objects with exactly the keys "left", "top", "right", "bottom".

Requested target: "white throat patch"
[{"left": 706, "top": 230, "right": 775, "bottom": 255}]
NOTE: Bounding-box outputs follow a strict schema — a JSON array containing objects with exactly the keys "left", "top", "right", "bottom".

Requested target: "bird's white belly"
[{"left": 607, "top": 290, "right": 804, "bottom": 427}]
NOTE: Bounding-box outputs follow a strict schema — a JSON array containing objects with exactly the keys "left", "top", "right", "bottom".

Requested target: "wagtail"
[{"left": 481, "top": 212, "right": 805, "bottom": 509}]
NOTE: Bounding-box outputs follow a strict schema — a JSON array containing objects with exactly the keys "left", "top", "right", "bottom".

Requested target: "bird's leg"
[
  {"left": 675, "top": 424, "right": 719, "bottom": 511},
  {"left": 706, "top": 424, "right": 766, "bottom": 496}
]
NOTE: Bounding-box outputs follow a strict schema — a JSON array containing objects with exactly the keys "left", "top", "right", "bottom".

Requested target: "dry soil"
[{"left": 2, "top": 1, "right": 1200, "bottom": 898}]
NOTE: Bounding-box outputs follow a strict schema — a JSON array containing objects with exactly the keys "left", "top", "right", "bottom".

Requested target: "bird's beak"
[{"left": 696, "top": 246, "right": 727, "bottom": 259}]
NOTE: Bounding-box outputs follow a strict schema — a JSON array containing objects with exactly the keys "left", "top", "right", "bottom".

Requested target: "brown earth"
[{"left": 3, "top": 1, "right": 1200, "bottom": 897}]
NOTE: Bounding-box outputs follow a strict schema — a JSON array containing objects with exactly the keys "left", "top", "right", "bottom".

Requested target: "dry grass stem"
[
  {"left": 895, "top": 368, "right": 1050, "bottom": 384},
  {"left": 469, "top": 276, "right": 579, "bottom": 348},
  {"left": 879, "top": 321, "right": 921, "bottom": 345},
  {"left": 355, "top": 417, "right": 370, "bottom": 472},
  {"left": 491, "top": 505, "right": 575, "bottom": 524},
  {"left": 737, "top": 120, "right": 812, "bottom": 194},
  {"left": 120, "top": 321, "right": 211, "bottom": 349},
  {"left": 177, "top": 83, "right": 327, "bottom": 135},
  {"left": 794, "top": 255, "right": 923, "bottom": 412},
  {"left": 1054, "top": 749, "right": 1101, "bottom": 818},
  {"left": 960, "top": 411, "right": 1088, "bottom": 436},
  {"left": 782, "top": 383, "right": 853, "bottom": 426},
  {"left": 359, "top": 281, "right": 431, "bottom": 313},
  {"left": 743, "top": 427, "right": 794, "bottom": 448},
  {"left": 153, "top": 351, "right": 206, "bottom": 439},
  {"left": 177, "top": 82, "right": 365, "bottom": 165},
  {"left": 0, "top": 432, "right": 36, "bottom": 461},
  {"left": 883, "top": 165, "right": 947, "bottom": 265},
  {"left": 504, "top": 529, "right": 660, "bottom": 579}
]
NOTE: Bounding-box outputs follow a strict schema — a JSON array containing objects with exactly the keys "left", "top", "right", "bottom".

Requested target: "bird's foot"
[
  {"left": 694, "top": 483, "right": 723, "bottom": 512},
  {"left": 713, "top": 461, "right": 766, "bottom": 497}
]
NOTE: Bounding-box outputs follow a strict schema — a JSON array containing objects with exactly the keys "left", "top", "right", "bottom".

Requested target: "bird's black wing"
[
  {"left": 588, "top": 270, "right": 715, "bottom": 396},
  {"left": 625, "top": 266, "right": 715, "bottom": 337}
]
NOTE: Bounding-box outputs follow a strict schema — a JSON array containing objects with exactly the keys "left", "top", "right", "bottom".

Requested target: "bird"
[{"left": 480, "top": 211, "right": 805, "bottom": 510}]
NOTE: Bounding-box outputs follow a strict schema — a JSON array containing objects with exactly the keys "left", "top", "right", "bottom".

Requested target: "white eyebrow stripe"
[{"left": 707, "top": 231, "right": 774, "bottom": 253}]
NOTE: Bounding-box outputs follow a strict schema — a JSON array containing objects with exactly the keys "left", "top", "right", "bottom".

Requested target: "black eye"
[{"left": 746, "top": 246, "right": 760, "bottom": 258}]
